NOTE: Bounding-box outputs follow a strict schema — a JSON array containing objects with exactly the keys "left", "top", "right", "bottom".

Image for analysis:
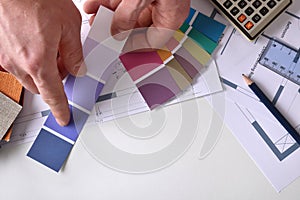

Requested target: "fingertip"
[
  {"left": 71, "top": 62, "right": 87, "bottom": 77},
  {"left": 83, "top": 0, "right": 101, "bottom": 14},
  {"left": 56, "top": 112, "right": 70, "bottom": 127},
  {"left": 89, "top": 15, "right": 95, "bottom": 26},
  {"left": 54, "top": 104, "right": 71, "bottom": 127},
  {"left": 110, "top": 1, "right": 141, "bottom": 39}
]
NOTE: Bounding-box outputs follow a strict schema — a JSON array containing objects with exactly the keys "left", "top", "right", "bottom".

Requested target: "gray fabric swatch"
[{"left": 0, "top": 92, "right": 22, "bottom": 139}]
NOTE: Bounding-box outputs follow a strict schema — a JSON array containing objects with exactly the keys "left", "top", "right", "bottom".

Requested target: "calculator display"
[{"left": 209, "top": 0, "right": 292, "bottom": 40}]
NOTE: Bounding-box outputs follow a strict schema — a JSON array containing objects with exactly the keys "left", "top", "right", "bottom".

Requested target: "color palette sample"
[
  {"left": 27, "top": 7, "right": 114, "bottom": 172},
  {"left": 27, "top": 75, "right": 104, "bottom": 172},
  {"left": 120, "top": 7, "right": 226, "bottom": 109},
  {"left": 27, "top": 7, "right": 226, "bottom": 172}
]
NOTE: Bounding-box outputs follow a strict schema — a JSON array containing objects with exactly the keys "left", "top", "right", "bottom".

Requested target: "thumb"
[
  {"left": 111, "top": 0, "right": 154, "bottom": 38},
  {"left": 59, "top": 28, "right": 86, "bottom": 77}
]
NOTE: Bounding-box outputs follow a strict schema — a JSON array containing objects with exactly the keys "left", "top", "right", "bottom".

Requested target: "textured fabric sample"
[{"left": 0, "top": 92, "right": 22, "bottom": 139}]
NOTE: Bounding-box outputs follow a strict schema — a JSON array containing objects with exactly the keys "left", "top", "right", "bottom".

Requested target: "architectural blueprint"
[{"left": 214, "top": 0, "right": 300, "bottom": 191}]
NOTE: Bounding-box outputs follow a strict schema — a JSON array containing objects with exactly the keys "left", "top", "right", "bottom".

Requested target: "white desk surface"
[
  {"left": 1, "top": 0, "right": 300, "bottom": 198},
  {"left": 1, "top": 97, "right": 300, "bottom": 200}
]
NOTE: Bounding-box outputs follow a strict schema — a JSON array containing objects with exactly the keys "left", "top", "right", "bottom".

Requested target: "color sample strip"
[
  {"left": 156, "top": 49, "right": 173, "bottom": 63},
  {"left": 188, "top": 28, "right": 218, "bottom": 54},
  {"left": 179, "top": 22, "right": 190, "bottom": 33},
  {"left": 83, "top": 37, "right": 99, "bottom": 57},
  {"left": 119, "top": 51, "right": 163, "bottom": 81},
  {"left": 165, "top": 37, "right": 180, "bottom": 52},
  {"left": 185, "top": 7, "right": 196, "bottom": 24},
  {"left": 43, "top": 105, "right": 89, "bottom": 142},
  {"left": 180, "top": 7, "right": 197, "bottom": 33},
  {"left": 64, "top": 75, "right": 104, "bottom": 111},
  {"left": 84, "top": 43, "right": 119, "bottom": 82},
  {"left": 27, "top": 129, "right": 73, "bottom": 172},
  {"left": 166, "top": 59, "right": 193, "bottom": 90},
  {"left": 182, "top": 37, "right": 211, "bottom": 66},
  {"left": 27, "top": 7, "right": 114, "bottom": 172},
  {"left": 27, "top": 73, "right": 104, "bottom": 172},
  {"left": 137, "top": 67, "right": 181, "bottom": 109},
  {"left": 173, "top": 30, "right": 185, "bottom": 43},
  {"left": 88, "top": 6, "right": 114, "bottom": 43},
  {"left": 174, "top": 47, "right": 204, "bottom": 79},
  {"left": 192, "top": 12, "right": 226, "bottom": 43},
  {"left": 119, "top": 7, "right": 225, "bottom": 110}
]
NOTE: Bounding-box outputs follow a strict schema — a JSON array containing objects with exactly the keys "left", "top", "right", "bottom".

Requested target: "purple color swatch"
[
  {"left": 83, "top": 37, "right": 99, "bottom": 57},
  {"left": 119, "top": 51, "right": 163, "bottom": 81},
  {"left": 137, "top": 67, "right": 181, "bottom": 109},
  {"left": 85, "top": 44, "right": 119, "bottom": 82},
  {"left": 44, "top": 105, "right": 89, "bottom": 142},
  {"left": 65, "top": 75, "right": 104, "bottom": 111},
  {"left": 174, "top": 47, "right": 204, "bottom": 79}
]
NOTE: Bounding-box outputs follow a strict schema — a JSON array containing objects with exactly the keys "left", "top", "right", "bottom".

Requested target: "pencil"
[{"left": 242, "top": 74, "right": 300, "bottom": 144}]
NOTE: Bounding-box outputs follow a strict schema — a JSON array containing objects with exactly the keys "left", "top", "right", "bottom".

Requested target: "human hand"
[
  {"left": 83, "top": 0, "right": 190, "bottom": 50},
  {"left": 0, "top": 0, "right": 85, "bottom": 126}
]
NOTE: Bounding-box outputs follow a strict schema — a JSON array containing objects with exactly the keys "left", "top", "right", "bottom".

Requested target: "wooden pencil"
[{"left": 242, "top": 74, "right": 300, "bottom": 144}]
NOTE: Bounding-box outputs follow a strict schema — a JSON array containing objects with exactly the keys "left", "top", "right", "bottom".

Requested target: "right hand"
[{"left": 0, "top": 0, "right": 85, "bottom": 126}]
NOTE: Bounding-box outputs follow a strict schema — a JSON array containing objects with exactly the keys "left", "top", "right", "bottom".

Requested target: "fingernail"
[{"left": 57, "top": 118, "right": 69, "bottom": 127}]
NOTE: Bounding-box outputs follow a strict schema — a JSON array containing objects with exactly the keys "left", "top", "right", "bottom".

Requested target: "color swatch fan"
[
  {"left": 27, "top": 7, "right": 225, "bottom": 172},
  {"left": 119, "top": 7, "right": 226, "bottom": 109}
]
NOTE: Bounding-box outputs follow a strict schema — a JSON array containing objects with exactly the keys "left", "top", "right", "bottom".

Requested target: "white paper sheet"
[{"left": 214, "top": 0, "right": 300, "bottom": 192}]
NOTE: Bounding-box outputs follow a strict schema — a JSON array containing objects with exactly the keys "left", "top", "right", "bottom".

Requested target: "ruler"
[{"left": 259, "top": 38, "right": 300, "bottom": 86}]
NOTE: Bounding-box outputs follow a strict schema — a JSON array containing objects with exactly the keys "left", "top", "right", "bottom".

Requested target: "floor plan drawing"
[{"left": 215, "top": 3, "right": 300, "bottom": 191}]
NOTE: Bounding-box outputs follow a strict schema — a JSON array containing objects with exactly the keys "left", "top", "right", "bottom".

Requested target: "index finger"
[{"left": 32, "top": 57, "right": 70, "bottom": 127}]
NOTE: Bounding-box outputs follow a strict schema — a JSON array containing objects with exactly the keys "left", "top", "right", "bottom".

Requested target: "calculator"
[{"left": 209, "top": 0, "right": 292, "bottom": 40}]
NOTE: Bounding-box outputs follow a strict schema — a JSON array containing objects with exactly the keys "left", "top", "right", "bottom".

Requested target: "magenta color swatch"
[{"left": 119, "top": 51, "right": 163, "bottom": 81}]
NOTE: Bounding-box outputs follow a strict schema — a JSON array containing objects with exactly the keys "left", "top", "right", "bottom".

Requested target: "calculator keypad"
[{"left": 210, "top": 0, "right": 292, "bottom": 40}]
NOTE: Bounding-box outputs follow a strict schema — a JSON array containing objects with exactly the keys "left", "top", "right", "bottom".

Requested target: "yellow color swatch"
[
  {"left": 182, "top": 38, "right": 211, "bottom": 66},
  {"left": 173, "top": 30, "right": 185, "bottom": 43}
]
